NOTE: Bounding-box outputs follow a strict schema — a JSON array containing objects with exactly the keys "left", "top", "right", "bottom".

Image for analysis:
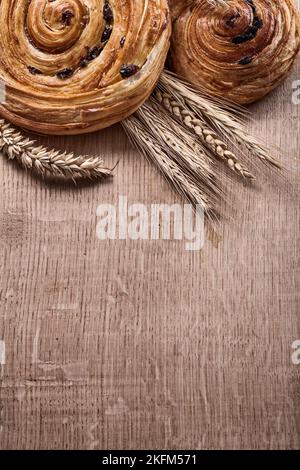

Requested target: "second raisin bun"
[{"left": 169, "top": 0, "right": 300, "bottom": 104}]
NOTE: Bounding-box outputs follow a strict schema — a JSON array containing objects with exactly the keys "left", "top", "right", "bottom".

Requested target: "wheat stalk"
[
  {"left": 159, "top": 71, "right": 281, "bottom": 169},
  {"left": 0, "top": 119, "right": 112, "bottom": 180},
  {"left": 154, "top": 90, "right": 255, "bottom": 179},
  {"left": 122, "top": 115, "right": 216, "bottom": 218},
  {"left": 136, "top": 100, "right": 217, "bottom": 188},
  {"left": 124, "top": 96, "right": 228, "bottom": 216}
]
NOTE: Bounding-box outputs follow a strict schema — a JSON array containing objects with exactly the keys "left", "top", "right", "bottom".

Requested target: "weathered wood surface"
[{"left": 0, "top": 29, "right": 299, "bottom": 451}]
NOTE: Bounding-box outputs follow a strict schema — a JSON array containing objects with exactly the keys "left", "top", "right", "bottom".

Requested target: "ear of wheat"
[
  {"left": 152, "top": 91, "right": 255, "bottom": 179},
  {"left": 159, "top": 71, "right": 281, "bottom": 169},
  {"left": 0, "top": 119, "right": 112, "bottom": 180}
]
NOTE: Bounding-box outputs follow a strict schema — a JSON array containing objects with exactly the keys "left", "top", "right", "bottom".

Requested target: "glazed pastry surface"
[
  {"left": 0, "top": 0, "right": 170, "bottom": 134},
  {"left": 170, "top": 0, "right": 300, "bottom": 104}
]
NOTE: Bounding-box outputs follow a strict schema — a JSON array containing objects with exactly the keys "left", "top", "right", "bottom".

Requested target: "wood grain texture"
[{"left": 0, "top": 25, "right": 300, "bottom": 451}]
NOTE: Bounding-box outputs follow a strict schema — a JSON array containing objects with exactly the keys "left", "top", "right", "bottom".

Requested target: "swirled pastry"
[
  {"left": 0, "top": 1, "right": 170, "bottom": 134},
  {"left": 170, "top": 0, "right": 300, "bottom": 104}
]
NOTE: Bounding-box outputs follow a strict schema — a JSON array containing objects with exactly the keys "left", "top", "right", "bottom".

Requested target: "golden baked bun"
[
  {"left": 0, "top": 0, "right": 170, "bottom": 134},
  {"left": 170, "top": 0, "right": 300, "bottom": 104}
]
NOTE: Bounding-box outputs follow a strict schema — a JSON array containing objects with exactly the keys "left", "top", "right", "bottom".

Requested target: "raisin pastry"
[
  {"left": 169, "top": 0, "right": 300, "bottom": 104},
  {"left": 0, "top": 0, "right": 170, "bottom": 134}
]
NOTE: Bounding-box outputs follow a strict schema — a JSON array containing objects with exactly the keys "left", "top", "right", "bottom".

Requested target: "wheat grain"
[
  {"left": 154, "top": 90, "right": 255, "bottom": 180},
  {"left": 159, "top": 71, "right": 281, "bottom": 169},
  {"left": 0, "top": 119, "right": 112, "bottom": 180}
]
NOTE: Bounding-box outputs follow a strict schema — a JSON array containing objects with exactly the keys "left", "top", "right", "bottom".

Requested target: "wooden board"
[{"left": 0, "top": 20, "right": 299, "bottom": 451}]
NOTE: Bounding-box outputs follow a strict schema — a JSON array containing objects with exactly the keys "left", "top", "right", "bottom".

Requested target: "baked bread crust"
[
  {"left": 169, "top": 0, "right": 300, "bottom": 104},
  {"left": 0, "top": 0, "right": 170, "bottom": 134}
]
